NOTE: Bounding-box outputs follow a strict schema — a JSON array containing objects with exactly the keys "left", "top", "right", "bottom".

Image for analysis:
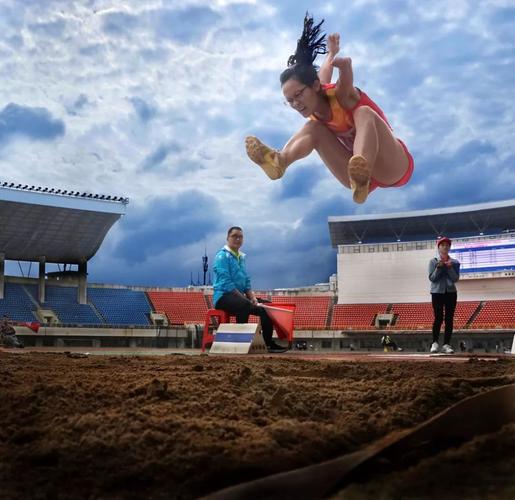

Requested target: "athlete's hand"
[
  {"left": 327, "top": 33, "right": 340, "bottom": 55},
  {"left": 331, "top": 56, "right": 352, "bottom": 70}
]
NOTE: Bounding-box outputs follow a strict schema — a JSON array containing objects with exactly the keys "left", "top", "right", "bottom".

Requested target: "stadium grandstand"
[
  {"left": 1, "top": 185, "right": 514, "bottom": 353},
  {"left": 0, "top": 182, "right": 127, "bottom": 304}
]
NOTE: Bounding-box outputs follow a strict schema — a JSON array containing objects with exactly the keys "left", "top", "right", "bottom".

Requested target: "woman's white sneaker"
[
  {"left": 430, "top": 342, "right": 440, "bottom": 353},
  {"left": 441, "top": 344, "right": 454, "bottom": 354}
]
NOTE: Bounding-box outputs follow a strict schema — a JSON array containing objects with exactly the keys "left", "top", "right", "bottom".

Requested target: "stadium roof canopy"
[
  {"left": 0, "top": 185, "right": 127, "bottom": 263},
  {"left": 328, "top": 199, "right": 515, "bottom": 247}
]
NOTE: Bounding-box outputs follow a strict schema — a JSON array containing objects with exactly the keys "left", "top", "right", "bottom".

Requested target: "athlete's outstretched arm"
[
  {"left": 332, "top": 56, "right": 360, "bottom": 108},
  {"left": 318, "top": 33, "right": 340, "bottom": 85}
]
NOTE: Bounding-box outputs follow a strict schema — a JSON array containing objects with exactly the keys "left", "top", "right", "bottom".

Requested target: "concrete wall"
[
  {"left": 337, "top": 244, "right": 515, "bottom": 304},
  {"left": 16, "top": 325, "right": 193, "bottom": 348},
  {"left": 456, "top": 278, "right": 515, "bottom": 301},
  {"left": 337, "top": 247, "right": 436, "bottom": 303}
]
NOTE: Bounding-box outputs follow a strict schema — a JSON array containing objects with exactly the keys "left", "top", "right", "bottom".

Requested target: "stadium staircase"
[
  {"left": 454, "top": 301, "right": 481, "bottom": 329},
  {"left": 325, "top": 296, "right": 338, "bottom": 328},
  {"left": 467, "top": 301, "right": 485, "bottom": 327}
]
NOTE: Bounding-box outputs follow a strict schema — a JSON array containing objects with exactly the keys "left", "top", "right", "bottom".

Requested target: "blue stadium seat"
[
  {"left": 0, "top": 283, "right": 38, "bottom": 322},
  {"left": 87, "top": 287, "right": 151, "bottom": 326},
  {"left": 25, "top": 285, "right": 102, "bottom": 325}
]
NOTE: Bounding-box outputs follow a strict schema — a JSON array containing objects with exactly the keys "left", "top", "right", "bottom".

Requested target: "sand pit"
[{"left": 1, "top": 351, "right": 514, "bottom": 499}]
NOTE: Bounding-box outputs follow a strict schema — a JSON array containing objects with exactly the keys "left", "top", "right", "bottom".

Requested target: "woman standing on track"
[{"left": 428, "top": 237, "right": 460, "bottom": 354}]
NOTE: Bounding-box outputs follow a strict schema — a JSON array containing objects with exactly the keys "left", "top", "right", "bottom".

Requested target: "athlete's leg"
[
  {"left": 353, "top": 106, "right": 409, "bottom": 185},
  {"left": 246, "top": 121, "right": 352, "bottom": 187}
]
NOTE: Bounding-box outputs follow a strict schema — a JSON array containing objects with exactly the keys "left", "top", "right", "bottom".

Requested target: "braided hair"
[{"left": 280, "top": 13, "right": 327, "bottom": 87}]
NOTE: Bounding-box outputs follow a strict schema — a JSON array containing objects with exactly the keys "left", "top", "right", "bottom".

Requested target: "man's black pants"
[{"left": 215, "top": 291, "right": 274, "bottom": 346}]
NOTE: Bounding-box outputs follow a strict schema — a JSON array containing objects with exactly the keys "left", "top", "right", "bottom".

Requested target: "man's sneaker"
[
  {"left": 441, "top": 344, "right": 454, "bottom": 354},
  {"left": 267, "top": 342, "right": 288, "bottom": 353},
  {"left": 430, "top": 342, "right": 440, "bottom": 353}
]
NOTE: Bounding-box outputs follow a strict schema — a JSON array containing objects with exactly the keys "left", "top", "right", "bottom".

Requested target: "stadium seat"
[
  {"left": 0, "top": 283, "right": 38, "bottom": 322},
  {"left": 271, "top": 296, "right": 330, "bottom": 329},
  {"left": 147, "top": 291, "right": 209, "bottom": 325},
  {"left": 331, "top": 303, "right": 388, "bottom": 329},
  {"left": 88, "top": 287, "right": 151, "bottom": 326},
  {"left": 471, "top": 299, "right": 515, "bottom": 328},
  {"left": 390, "top": 303, "right": 434, "bottom": 330},
  {"left": 25, "top": 285, "right": 102, "bottom": 325}
]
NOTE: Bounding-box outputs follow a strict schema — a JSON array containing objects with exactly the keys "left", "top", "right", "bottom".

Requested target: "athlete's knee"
[
  {"left": 353, "top": 105, "right": 379, "bottom": 124},
  {"left": 303, "top": 120, "right": 326, "bottom": 135},
  {"left": 302, "top": 120, "right": 327, "bottom": 147}
]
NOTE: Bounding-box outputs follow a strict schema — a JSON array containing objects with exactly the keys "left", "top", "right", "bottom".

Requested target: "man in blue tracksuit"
[{"left": 213, "top": 226, "right": 286, "bottom": 353}]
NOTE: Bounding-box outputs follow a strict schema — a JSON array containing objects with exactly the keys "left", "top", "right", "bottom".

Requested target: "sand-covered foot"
[
  {"left": 245, "top": 136, "right": 286, "bottom": 180},
  {"left": 348, "top": 154, "right": 371, "bottom": 204}
]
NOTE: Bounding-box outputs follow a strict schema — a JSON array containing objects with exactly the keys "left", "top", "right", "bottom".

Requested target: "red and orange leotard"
[{"left": 309, "top": 84, "right": 414, "bottom": 191}]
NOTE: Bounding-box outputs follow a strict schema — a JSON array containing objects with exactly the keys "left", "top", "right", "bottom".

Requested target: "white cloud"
[{"left": 1, "top": 0, "right": 514, "bottom": 287}]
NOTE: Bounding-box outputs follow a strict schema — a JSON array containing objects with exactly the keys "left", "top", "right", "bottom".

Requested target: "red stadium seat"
[
  {"left": 390, "top": 303, "right": 434, "bottom": 330},
  {"left": 471, "top": 299, "right": 515, "bottom": 328},
  {"left": 271, "top": 296, "right": 330, "bottom": 329},
  {"left": 389, "top": 301, "right": 480, "bottom": 330},
  {"left": 147, "top": 291, "right": 209, "bottom": 325},
  {"left": 331, "top": 303, "right": 388, "bottom": 329}
]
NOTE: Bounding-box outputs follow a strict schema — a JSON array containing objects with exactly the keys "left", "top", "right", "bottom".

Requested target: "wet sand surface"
[{"left": 1, "top": 351, "right": 514, "bottom": 499}]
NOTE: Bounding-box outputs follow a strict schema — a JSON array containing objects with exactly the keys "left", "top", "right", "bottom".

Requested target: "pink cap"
[{"left": 437, "top": 236, "right": 452, "bottom": 247}]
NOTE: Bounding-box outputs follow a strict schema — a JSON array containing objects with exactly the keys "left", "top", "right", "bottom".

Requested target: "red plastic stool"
[{"left": 202, "top": 309, "right": 231, "bottom": 352}]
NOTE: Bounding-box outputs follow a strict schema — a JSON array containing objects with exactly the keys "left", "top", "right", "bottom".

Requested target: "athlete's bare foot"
[
  {"left": 245, "top": 136, "right": 286, "bottom": 180},
  {"left": 348, "top": 154, "right": 371, "bottom": 204}
]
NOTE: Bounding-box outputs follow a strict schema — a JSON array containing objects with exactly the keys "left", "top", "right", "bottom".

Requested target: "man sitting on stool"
[{"left": 213, "top": 226, "right": 287, "bottom": 353}]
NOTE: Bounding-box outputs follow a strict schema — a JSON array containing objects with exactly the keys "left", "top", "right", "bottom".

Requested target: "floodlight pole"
[
  {"left": 38, "top": 257, "right": 46, "bottom": 303},
  {"left": 202, "top": 251, "right": 208, "bottom": 286},
  {"left": 0, "top": 253, "right": 4, "bottom": 300},
  {"left": 78, "top": 261, "right": 87, "bottom": 305}
]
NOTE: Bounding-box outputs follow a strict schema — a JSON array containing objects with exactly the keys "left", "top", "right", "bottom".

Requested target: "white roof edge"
[
  {"left": 0, "top": 187, "right": 127, "bottom": 215},
  {"left": 328, "top": 199, "right": 515, "bottom": 223}
]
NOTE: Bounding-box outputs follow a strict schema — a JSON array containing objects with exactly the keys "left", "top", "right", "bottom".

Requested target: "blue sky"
[{"left": 1, "top": 0, "right": 514, "bottom": 289}]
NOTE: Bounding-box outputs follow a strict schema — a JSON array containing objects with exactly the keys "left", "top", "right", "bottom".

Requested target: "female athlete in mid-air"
[{"left": 245, "top": 14, "right": 414, "bottom": 204}]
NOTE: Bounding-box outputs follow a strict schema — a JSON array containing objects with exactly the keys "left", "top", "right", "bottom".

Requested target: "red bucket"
[{"left": 261, "top": 304, "right": 296, "bottom": 343}]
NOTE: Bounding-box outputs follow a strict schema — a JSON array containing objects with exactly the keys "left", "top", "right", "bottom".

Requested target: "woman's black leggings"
[{"left": 431, "top": 292, "right": 457, "bottom": 344}]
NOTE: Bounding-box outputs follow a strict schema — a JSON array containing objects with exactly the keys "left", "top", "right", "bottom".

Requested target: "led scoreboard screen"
[{"left": 449, "top": 238, "right": 515, "bottom": 273}]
